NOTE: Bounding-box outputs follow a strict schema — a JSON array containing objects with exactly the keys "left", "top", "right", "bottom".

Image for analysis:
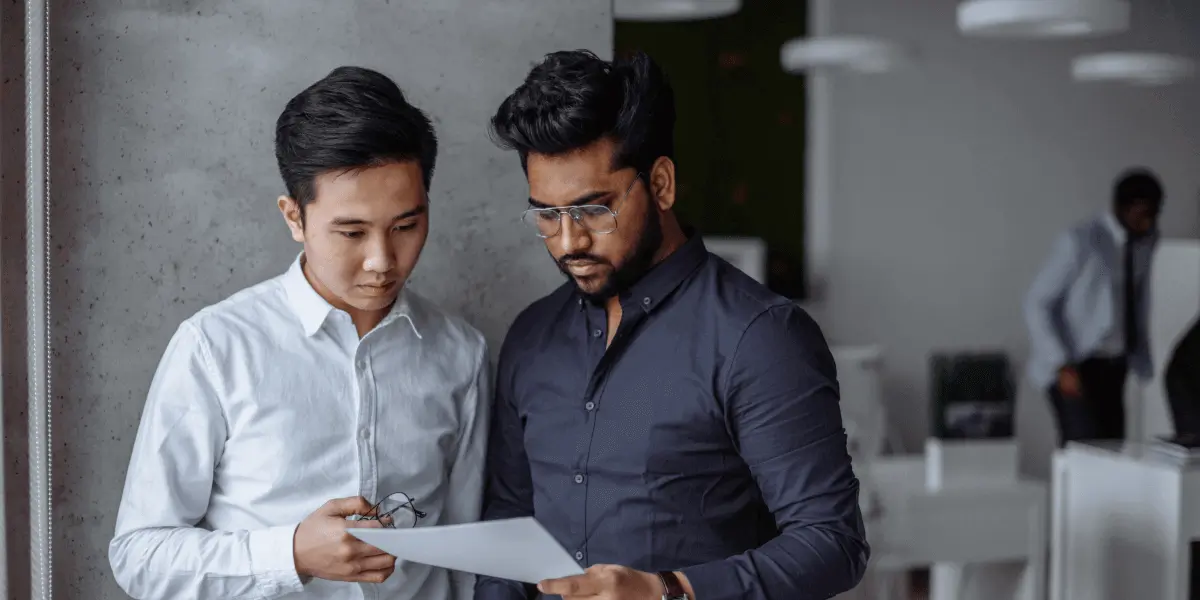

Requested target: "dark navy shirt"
[{"left": 475, "top": 235, "right": 869, "bottom": 600}]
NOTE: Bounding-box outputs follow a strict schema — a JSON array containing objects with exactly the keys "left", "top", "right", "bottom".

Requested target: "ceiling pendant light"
[
  {"left": 957, "top": 0, "right": 1130, "bottom": 38},
  {"left": 613, "top": 0, "right": 741, "bottom": 22},
  {"left": 780, "top": 36, "right": 906, "bottom": 74},
  {"left": 1072, "top": 52, "right": 1196, "bottom": 86}
]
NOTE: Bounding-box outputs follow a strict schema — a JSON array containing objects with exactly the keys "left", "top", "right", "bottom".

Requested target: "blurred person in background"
[
  {"left": 1024, "top": 168, "right": 1163, "bottom": 446},
  {"left": 475, "top": 49, "right": 868, "bottom": 600},
  {"left": 1165, "top": 316, "right": 1200, "bottom": 442},
  {"left": 108, "top": 66, "right": 489, "bottom": 600}
]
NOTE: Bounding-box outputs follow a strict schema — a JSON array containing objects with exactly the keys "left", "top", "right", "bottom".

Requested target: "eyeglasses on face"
[{"left": 521, "top": 172, "right": 644, "bottom": 239}]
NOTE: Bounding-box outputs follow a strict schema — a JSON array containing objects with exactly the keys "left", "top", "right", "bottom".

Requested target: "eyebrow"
[
  {"left": 331, "top": 205, "right": 427, "bottom": 226},
  {"left": 527, "top": 190, "right": 613, "bottom": 210}
]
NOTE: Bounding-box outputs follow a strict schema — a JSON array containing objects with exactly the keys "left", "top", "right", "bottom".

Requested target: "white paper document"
[{"left": 349, "top": 517, "right": 585, "bottom": 584}]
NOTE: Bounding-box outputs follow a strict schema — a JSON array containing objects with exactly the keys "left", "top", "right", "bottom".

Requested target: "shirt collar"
[
  {"left": 281, "top": 253, "right": 421, "bottom": 338},
  {"left": 578, "top": 230, "right": 708, "bottom": 314}
]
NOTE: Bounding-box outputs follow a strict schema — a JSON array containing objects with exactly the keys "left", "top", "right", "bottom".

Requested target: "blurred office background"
[{"left": 1, "top": 0, "right": 1197, "bottom": 598}]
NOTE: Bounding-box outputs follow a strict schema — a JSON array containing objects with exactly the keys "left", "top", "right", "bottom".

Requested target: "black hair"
[
  {"left": 1113, "top": 167, "right": 1164, "bottom": 212},
  {"left": 275, "top": 66, "right": 437, "bottom": 216},
  {"left": 489, "top": 50, "right": 675, "bottom": 174}
]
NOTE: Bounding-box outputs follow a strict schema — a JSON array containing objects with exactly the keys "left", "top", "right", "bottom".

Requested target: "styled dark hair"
[
  {"left": 275, "top": 66, "right": 438, "bottom": 214},
  {"left": 1113, "top": 167, "right": 1164, "bottom": 211},
  {"left": 489, "top": 50, "right": 675, "bottom": 174}
]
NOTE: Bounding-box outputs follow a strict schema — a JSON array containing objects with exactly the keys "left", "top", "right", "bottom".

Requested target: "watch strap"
[{"left": 658, "top": 571, "right": 688, "bottom": 600}]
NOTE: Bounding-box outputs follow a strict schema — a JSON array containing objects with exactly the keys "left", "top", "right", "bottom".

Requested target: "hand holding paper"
[
  {"left": 348, "top": 517, "right": 584, "bottom": 584},
  {"left": 536, "top": 564, "right": 664, "bottom": 599}
]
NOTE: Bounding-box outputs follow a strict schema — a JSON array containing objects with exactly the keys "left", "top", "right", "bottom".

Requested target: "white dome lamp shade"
[
  {"left": 1072, "top": 52, "right": 1196, "bottom": 86},
  {"left": 614, "top": 0, "right": 741, "bottom": 22},
  {"left": 957, "top": 0, "right": 1130, "bottom": 38},
  {"left": 781, "top": 36, "right": 905, "bottom": 74}
]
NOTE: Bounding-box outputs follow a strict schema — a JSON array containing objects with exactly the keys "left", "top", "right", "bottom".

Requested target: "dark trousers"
[{"left": 1047, "top": 356, "right": 1128, "bottom": 447}]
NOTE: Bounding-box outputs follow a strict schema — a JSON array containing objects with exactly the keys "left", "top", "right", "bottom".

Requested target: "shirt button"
[
  {"left": 574, "top": 473, "right": 585, "bottom": 484},
  {"left": 642, "top": 297, "right": 651, "bottom": 305},
  {"left": 574, "top": 551, "right": 584, "bottom": 561},
  {"left": 360, "top": 428, "right": 370, "bottom": 440},
  {"left": 356, "top": 359, "right": 367, "bottom": 370},
  {"left": 584, "top": 401, "right": 596, "bottom": 411},
  {"left": 592, "top": 329, "right": 602, "bottom": 338}
]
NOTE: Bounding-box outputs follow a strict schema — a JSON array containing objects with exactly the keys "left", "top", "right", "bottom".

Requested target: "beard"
[{"left": 555, "top": 207, "right": 663, "bottom": 304}]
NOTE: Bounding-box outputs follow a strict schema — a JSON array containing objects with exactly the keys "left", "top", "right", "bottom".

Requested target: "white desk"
[
  {"left": 843, "top": 455, "right": 1047, "bottom": 600},
  {"left": 1050, "top": 441, "right": 1200, "bottom": 600}
]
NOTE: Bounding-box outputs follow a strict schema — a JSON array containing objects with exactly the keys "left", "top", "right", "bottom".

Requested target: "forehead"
[
  {"left": 308, "top": 161, "right": 426, "bottom": 216},
  {"left": 526, "top": 140, "right": 621, "bottom": 206}
]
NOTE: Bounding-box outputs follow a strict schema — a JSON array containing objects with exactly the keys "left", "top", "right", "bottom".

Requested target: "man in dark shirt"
[
  {"left": 1166, "top": 317, "right": 1200, "bottom": 439},
  {"left": 475, "top": 49, "right": 868, "bottom": 600}
]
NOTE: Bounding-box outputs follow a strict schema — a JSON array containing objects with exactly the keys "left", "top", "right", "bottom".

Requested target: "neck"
[
  {"left": 653, "top": 215, "right": 688, "bottom": 266},
  {"left": 350, "top": 310, "right": 389, "bottom": 338},
  {"left": 602, "top": 217, "right": 688, "bottom": 316},
  {"left": 302, "top": 259, "right": 391, "bottom": 338}
]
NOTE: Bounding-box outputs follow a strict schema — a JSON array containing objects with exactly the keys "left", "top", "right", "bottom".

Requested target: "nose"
[
  {"left": 362, "top": 235, "right": 396, "bottom": 274},
  {"left": 558, "top": 212, "right": 591, "bottom": 255}
]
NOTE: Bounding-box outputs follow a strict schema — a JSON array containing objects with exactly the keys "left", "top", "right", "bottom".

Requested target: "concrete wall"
[
  {"left": 807, "top": 0, "right": 1200, "bottom": 478},
  {"left": 1, "top": 2, "right": 31, "bottom": 597},
  {"left": 26, "top": 1, "right": 612, "bottom": 597}
]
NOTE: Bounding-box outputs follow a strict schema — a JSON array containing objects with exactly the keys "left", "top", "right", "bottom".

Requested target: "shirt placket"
[
  {"left": 352, "top": 339, "right": 378, "bottom": 600},
  {"left": 571, "top": 303, "right": 607, "bottom": 565},
  {"left": 353, "top": 341, "right": 379, "bottom": 514},
  {"left": 573, "top": 299, "right": 647, "bottom": 566}
]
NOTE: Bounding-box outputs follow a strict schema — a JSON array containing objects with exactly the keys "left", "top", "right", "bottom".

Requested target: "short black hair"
[
  {"left": 489, "top": 50, "right": 675, "bottom": 174},
  {"left": 275, "top": 66, "right": 437, "bottom": 214},
  {"left": 1113, "top": 167, "right": 1164, "bottom": 211}
]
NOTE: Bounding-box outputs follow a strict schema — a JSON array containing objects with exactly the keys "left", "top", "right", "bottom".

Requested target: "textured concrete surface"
[
  {"left": 1, "top": 1, "right": 31, "bottom": 598},
  {"left": 36, "top": 1, "right": 611, "bottom": 597}
]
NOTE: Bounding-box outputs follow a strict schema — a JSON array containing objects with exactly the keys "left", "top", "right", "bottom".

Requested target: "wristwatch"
[{"left": 658, "top": 571, "right": 689, "bottom": 600}]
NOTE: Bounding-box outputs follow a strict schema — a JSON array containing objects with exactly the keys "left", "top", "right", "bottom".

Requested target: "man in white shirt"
[
  {"left": 108, "top": 66, "right": 490, "bottom": 600},
  {"left": 1024, "top": 168, "right": 1162, "bottom": 445}
]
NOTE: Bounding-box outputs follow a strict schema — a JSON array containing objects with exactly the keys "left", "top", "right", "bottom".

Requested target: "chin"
[
  {"left": 573, "top": 277, "right": 617, "bottom": 302},
  {"left": 350, "top": 293, "right": 398, "bottom": 312},
  {"left": 572, "top": 276, "right": 605, "bottom": 293}
]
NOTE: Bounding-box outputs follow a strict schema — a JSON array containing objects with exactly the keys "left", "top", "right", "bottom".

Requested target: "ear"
[
  {"left": 648, "top": 157, "right": 676, "bottom": 211},
  {"left": 278, "top": 195, "right": 306, "bottom": 243}
]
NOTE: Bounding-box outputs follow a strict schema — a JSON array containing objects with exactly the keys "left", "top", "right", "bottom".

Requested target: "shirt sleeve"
[
  {"left": 680, "top": 304, "right": 870, "bottom": 600},
  {"left": 473, "top": 331, "right": 538, "bottom": 600},
  {"left": 108, "top": 321, "right": 304, "bottom": 600},
  {"left": 1023, "top": 231, "right": 1082, "bottom": 377},
  {"left": 443, "top": 338, "right": 492, "bottom": 600}
]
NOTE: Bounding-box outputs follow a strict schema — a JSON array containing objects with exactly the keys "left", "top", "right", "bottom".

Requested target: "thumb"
[{"left": 322, "top": 496, "right": 375, "bottom": 517}]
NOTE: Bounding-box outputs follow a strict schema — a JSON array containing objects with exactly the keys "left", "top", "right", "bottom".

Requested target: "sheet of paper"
[{"left": 349, "top": 517, "right": 585, "bottom": 584}]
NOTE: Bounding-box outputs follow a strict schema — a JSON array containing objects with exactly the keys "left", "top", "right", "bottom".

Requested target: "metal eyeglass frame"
[
  {"left": 354, "top": 491, "right": 427, "bottom": 529},
  {"left": 521, "top": 172, "right": 644, "bottom": 238}
]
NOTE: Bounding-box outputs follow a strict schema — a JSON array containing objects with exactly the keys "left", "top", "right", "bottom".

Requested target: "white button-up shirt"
[{"left": 109, "top": 255, "right": 490, "bottom": 600}]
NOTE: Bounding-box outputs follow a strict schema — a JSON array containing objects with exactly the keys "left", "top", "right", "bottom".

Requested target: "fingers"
[
  {"left": 355, "top": 566, "right": 396, "bottom": 584},
  {"left": 323, "top": 495, "right": 375, "bottom": 517},
  {"left": 357, "top": 553, "right": 397, "bottom": 573},
  {"left": 538, "top": 574, "right": 595, "bottom": 597},
  {"left": 341, "top": 534, "right": 390, "bottom": 558},
  {"left": 325, "top": 541, "right": 396, "bottom": 582},
  {"left": 333, "top": 553, "right": 396, "bottom": 583},
  {"left": 345, "top": 517, "right": 385, "bottom": 529}
]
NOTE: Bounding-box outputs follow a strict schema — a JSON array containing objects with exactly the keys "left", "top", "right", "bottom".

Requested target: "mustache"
[{"left": 557, "top": 253, "right": 608, "bottom": 269}]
